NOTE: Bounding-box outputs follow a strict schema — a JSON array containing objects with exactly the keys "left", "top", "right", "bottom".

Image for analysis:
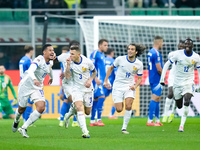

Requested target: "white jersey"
[
  {"left": 113, "top": 55, "right": 143, "bottom": 90},
  {"left": 18, "top": 55, "right": 53, "bottom": 96},
  {"left": 57, "top": 52, "right": 73, "bottom": 85},
  {"left": 167, "top": 51, "right": 177, "bottom": 86},
  {"left": 170, "top": 50, "right": 200, "bottom": 86},
  {"left": 70, "top": 55, "right": 95, "bottom": 92}
]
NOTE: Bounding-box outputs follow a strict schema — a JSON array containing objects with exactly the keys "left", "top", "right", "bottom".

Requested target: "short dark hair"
[
  {"left": 154, "top": 36, "right": 163, "bottom": 41},
  {"left": 98, "top": 39, "right": 108, "bottom": 46},
  {"left": 69, "top": 40, "right": 80, "bottom": 48},
  {"left": 105, "top": 48, "right": 114, "bottom": 55},
  {"left": 24, "top": 45, "right": 33, "bottom": 53},
  {"left": 127, "top": 43, "right": 146, "bottom": 57},
  {"left": 184, "top": 38, "right": 193, "bottom": 44},
  {"left": 42, "top": 44, "right": 52, "bottom": 52},
  {"left": 70, "top": 45, "right": 81, "bottom": 53},
  {"left": 62, "top": 46, "right": 69, "bottom": 51}
]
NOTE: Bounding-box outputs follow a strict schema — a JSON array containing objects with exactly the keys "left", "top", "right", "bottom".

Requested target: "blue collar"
[
  {"left": 126, "top": 55, "right": 136, "bottom": 63},
  {"left": 184, "top": 49, "right": 193, "bottom": 57}
]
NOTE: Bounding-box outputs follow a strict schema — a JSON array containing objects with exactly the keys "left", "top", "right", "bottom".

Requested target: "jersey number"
[
  {"left": 79, "top": 74, "right": 82, "bottom": 79},
  {"left": 148, "top": 57, "right": 152, "bottom": 70},
  {"left": 184, "top": 66, "right": 189, "bottom": 72},
  {"left": 126, "top": 72, "right": 131, "bottom": 78}
]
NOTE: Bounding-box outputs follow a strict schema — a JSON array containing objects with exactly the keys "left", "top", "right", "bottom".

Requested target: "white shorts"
[
  {"left": 62, "top": 79, "right": 72, "bottom": 98},
  {"left": 18, "top": 89, "right": 45, "bottom": 107},
  {"left": 112, "top": 89, "right": 135, "bottom": 103},
  {"left": 72, "top": 91, "right": 93, "bottom": 107},
  {"left": 173, "top": 84, "right": 195, "bottom": 100}
]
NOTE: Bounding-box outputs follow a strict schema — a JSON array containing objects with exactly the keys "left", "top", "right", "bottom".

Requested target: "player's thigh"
[
  {"left": 124, "top": 90, "right": 135, "bottom": 110},
  {"left": 84, "top": 105, "right": 92, "bottom": 115},
  {"left": 168, "top": 86, "right": 174, "bottom": 99},
  {"left": 30, "top": 89, "right": 46, "bottom": 104},
  {"left": 150, "top": 83, "right": 162, "bottom": 97},
  {"left": 182, "top": 84, "right": 195, "bottom": 97},
  {"left": 83, "top": 91, "right": 93, "bottom": 108},
  {"left": 173, "top": 86, "right": 183, "bottom": 100},
  {"left": 3, "top": 101, "right": 14, "bottom": 116},
  {"left": 94, "top": 84, "right": 105, "bottom": 99}
]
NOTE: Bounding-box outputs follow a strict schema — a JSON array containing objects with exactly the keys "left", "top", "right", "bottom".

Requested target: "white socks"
[
  {"left": 171, "top": 100, "right": 176, "bottom": 114},
  {"left": 14, "top": 108, "right": 22, "bottom": 123},
  {"left": 163, "top": 98, "right": 172, "bottom": 116},
  {"left": 77, "top": 111, "right": 88, "bottom": 133},
  {"left": 180, "top": 106, "right": 189, "bottom": 127},
  {"left": 22, "top": 110, "right": 41, "bottom": 129},
  {"left": 122, "top": 110, "right": 132, "bottom": 130}
]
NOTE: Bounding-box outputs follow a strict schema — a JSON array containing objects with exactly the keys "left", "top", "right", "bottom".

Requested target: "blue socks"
[
  {"left": 60, "top": 102, "right": 68, "bottom": 121},
  {"left": 148, "top": 100, "right": 157, "bottom": 120},
  {"left": 23, "top": 106, "right": 33, "bottom": 121},
  {"left": 73, "top": 115, "right": 77, "bottom": 121},
  {"left": 111, "top": 106, "right": 116, "bottom": 116},
  {"left": 155, "top": 102, "right": 160, "bottom": 119},
  {"left": 97, "top": 97, "right": 105, "bottom": 120},
  {"left": 91, "top": 101, "right": 98, "bottom": 121}
]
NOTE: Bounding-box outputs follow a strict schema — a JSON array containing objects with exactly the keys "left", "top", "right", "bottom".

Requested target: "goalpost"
[{"left": 77, "top": 16, "right": 200, "bottom": 117}]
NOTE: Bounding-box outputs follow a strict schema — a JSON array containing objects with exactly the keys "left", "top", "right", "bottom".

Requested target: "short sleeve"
[
  {"left": 154, "top": 52, "right": 161, "bottom": 64},
  {"left": 169, "top": 52, "right": 178, "bottom": 63},
  {"left": 196, "top": 56, "right": 200, "bottom": 68},
  {"left": 33, "top": 56, "right": 43, "bottom": 67},
  {"left": 57, "top": 53, "right": 65, "bottom": 62},
  {"left": 88, "top": 59, "right": 95, "bottom": 71},
  {"left": 137, "top": 62, "right": 143, "bottom": 76},
  {"left": 113, "top": 57, "right": 120, "bottom": 68}
]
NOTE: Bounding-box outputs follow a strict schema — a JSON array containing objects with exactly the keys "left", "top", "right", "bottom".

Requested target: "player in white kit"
[
  {"left": 64, "top": 45, "right": 97, "bottom": 138},
  {"left": 12, "top": 44, "right": 55, "bottom": 138},
  {"left": 104, "top": 43, "right": 146, "bottom": 134},
  {"left": 160, "top": 38, "right": 200, "bottom": 132},
  {"left": 162, "top": 41, "right": 185, "bottom": 123}
]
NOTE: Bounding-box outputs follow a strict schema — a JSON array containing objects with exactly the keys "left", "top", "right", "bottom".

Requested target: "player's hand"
[
  {"left": 95, "top": 78, "right": 101, "bottom": 85},
  {"left": 129, "top": 85, "right": 136, "bottom": 91},
  {"left": 53, "top": 52, "right": 56, "bottom": 60},
  {"left": 13, "top": 98, "right": 18, "bottom": 105},
  {"left": 34, "top": 79, "right": 41, "bottom": 87},
  {"left": 66, "top": 57, "right": 71, "bottom": 66},
  {"left": 103, "top": 81, "right": 111, "bottom": 90},
  {"left": 48, "top": 79, "right": 53, "bottom": 84},
  {"left": 84, "top": 80, "right": 92, "bottom": 88},
  {"left": 60, "top": 73, "right": 65, "bottom": 79}
]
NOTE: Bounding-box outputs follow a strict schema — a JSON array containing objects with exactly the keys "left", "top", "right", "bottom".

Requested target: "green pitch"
[{"left": 0, "top": 117, "right": 200, "bottom": 150}]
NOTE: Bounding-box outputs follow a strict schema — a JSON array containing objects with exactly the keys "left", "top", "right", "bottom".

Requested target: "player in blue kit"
[
  {"left": 89, "top": 39, "right": 108, "bottom": 126},
  {"left": 19, "top": 45, "right": 34, "bottom": 123},
  {"left": 147, "top": 36, "right": 164, "bottom": 126},
  {"left": 104, "top": 48, "right": 118, "bottom": 119}
]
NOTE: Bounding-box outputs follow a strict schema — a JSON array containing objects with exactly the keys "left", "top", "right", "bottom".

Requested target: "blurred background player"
[
  {"left": 90, "top": 39, "right": 108, "bottom": 126},
  {"left": 12, "top": 44, "right": 54, "bottom": 138},
  {"left": 19, "top": 45, "right": 34, "bottom": 123},
  {"left": 162, "top": 40, "right": 185, "bottom": 123},
  {"left": 104, "top": 43, "right": 145, "bottom": 134},
  {"left": 58, "top": 46, "right": 79, "bottom": 127},
  {"left": 147, "top": 36, "right": 164, "bottom": 126},
  {"left": 104, "top": 48, "right": 118, "bottom": 119},
  {"left": 160, "top": 38, "right": 200, "bottom": 132},
  {"left": 0, "top": 65, "right": 17, "bottom": 119}
]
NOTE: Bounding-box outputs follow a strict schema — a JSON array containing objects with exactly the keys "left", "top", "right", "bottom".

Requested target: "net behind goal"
[{"left": 77, "top": 16, "right": 200, "bottom": 117}]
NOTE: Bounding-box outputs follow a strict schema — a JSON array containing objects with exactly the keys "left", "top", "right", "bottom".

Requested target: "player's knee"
[
  {"left": 85, "top": 110, "right": 90, "bottom": 115},
  {"left": 177, "top": 104, "right": 182, "bottom": 109},
  {"left": 125, "top": 106, "right": 132, "bottom": 111},
  {"left": 37, "top": 106, "right": 45, "bottom": 113},
  {"left": 184, "top": 101, "right": 190, "bottom": 106},
  {"left": 168, "top": 93, "right": 173, "bottom": 99},
  {"left": 116, "top": 108, "right": 122, "bottom": 113}
]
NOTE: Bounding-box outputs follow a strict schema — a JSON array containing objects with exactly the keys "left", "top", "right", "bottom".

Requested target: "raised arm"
[{"left": 64, "top": 57, "right": 71, "bottom": 79}]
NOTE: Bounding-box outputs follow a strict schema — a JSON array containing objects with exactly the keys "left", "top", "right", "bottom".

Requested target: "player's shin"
[{"left": 122, "top": 110, "right": 132, "bottom": 130}]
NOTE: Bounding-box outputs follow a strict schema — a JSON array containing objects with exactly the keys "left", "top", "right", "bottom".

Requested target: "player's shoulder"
[
  {"left": 82, "top": 55, "right": 92, "bottom": 63},
  {"left": 34, "top": 55, "right": 45, "bottom": 63},
  {"left": 4, "top": 74, "right": 11, "bottom": 80},
  {"left": 90, "top": 50, "right": 99, "bottom": 58}
]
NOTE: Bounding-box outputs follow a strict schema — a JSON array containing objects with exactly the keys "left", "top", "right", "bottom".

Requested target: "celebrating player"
[
  {"left": 12, "top": 44, "right": 54, "bottom": 138},
  {"left": 104, "top": 43, "right": 145, "bottom": 134},
  {"left": 160, "top": 38, "right": 200, "bottom": 132}
]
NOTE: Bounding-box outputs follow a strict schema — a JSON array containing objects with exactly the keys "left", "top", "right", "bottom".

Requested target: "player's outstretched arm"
[
  {"left": 160, "top": 60, "right": 171, "bottom": 85},
  {"left": 103, "top": 65, "right": 114, "bottom": 89}
]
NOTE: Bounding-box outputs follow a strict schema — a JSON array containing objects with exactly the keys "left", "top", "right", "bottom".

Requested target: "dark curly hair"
[{"left": 127, "top": 43, "right": 146, "bottom": 57}]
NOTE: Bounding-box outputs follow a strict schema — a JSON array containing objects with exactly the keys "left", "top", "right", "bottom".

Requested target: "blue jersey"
[
  {"left": 147, "top": 48, "right": 163, "bottom": 84},
  {"left": 90, "top": 50, "right": 106, "bottom": 83},
  {"left": 19, "top": 55, "right": 32, "bottom": 79},
  {"left": 105, "top": 56, "right": 116, "bottom": 86}
]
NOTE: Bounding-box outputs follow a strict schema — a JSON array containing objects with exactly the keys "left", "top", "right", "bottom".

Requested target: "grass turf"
[{"left": 0, "top": 117, "right": 200, "bottom": 150}]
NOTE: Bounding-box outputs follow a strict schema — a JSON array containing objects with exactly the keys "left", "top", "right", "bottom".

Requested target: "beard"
[{"left": 128, "top": 55, "right": 134, "bottom": 58}]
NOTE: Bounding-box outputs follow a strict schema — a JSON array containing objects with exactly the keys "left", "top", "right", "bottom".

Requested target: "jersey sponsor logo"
[
  {"left": 82, "top": 67, "right": 87, "bottom": 71},
  {"left": 133, "top": 66, "right": 137, "bottom": 70}
]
